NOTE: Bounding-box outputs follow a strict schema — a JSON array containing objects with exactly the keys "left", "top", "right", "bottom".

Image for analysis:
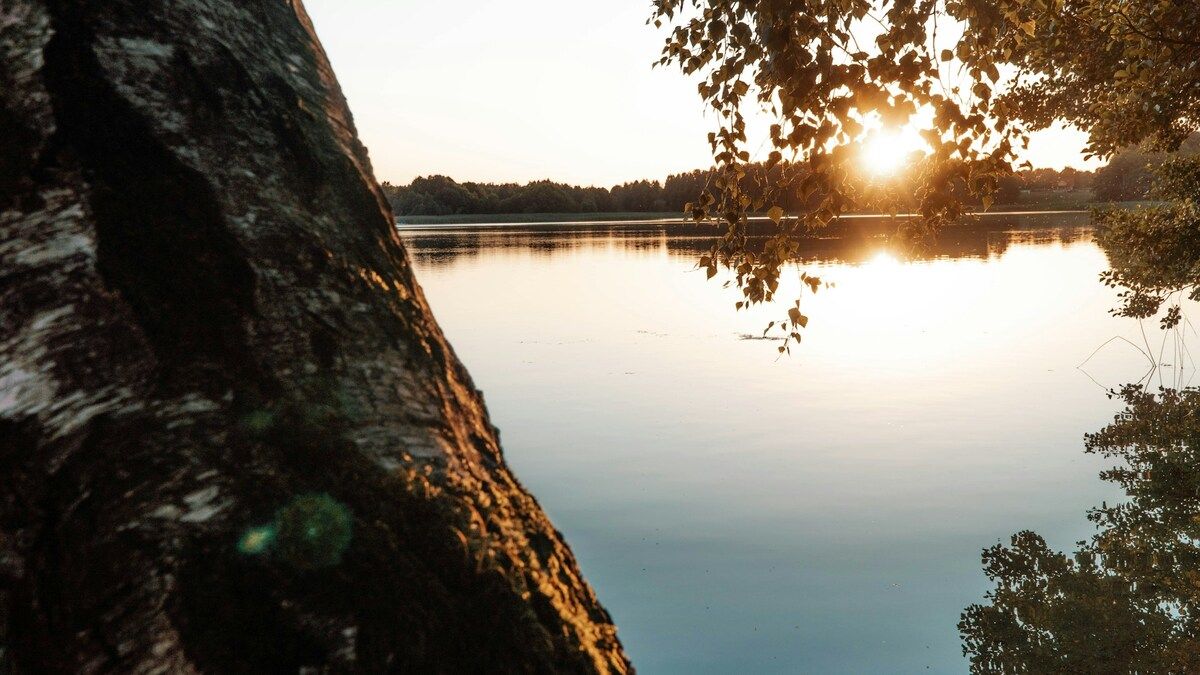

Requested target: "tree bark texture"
[{"left": 0, "top": 1, "right": 630, "bottom": 672}]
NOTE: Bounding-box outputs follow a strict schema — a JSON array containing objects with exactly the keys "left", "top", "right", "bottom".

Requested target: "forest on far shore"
[{"left": 381, "top": 141, "right": 1194, "bottom": 217}]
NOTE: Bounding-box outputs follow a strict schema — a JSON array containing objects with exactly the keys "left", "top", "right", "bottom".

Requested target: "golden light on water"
[{"left": 866, "top": 249, "right": 901, "bottom": 268}]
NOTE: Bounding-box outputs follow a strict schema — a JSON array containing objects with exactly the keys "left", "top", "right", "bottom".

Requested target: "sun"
[{"left": 859, "top": 128, "right": 924, "bottom": 176}]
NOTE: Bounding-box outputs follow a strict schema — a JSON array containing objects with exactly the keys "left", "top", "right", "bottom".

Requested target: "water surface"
[{"left": 400, "top": 215, "right": 1176, "bottom": 673}]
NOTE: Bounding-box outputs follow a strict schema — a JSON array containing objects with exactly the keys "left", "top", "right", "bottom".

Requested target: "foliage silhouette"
[
  {"left": 1097, "top": 157, "right": 1200, "bottom": 328},
  {"left": 655, "top": 0, "right": 1200, "bottom": 349}
]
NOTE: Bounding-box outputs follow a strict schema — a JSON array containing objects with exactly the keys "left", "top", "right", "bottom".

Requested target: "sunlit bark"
[{"left": 0, "top": 1, "right": 628, "bottom": 670}]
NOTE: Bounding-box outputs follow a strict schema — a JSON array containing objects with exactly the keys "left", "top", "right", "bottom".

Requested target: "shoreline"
[{"left": 394, "top": 208, "right": 1098, "bottom": 231}]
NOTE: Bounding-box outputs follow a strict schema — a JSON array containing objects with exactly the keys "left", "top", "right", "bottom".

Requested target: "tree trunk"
[{"left": 0, "top": 1, "right": 630, "bottom": 672}]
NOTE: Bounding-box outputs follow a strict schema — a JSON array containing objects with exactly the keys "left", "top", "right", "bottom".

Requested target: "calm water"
[{"left": 400, "top": 214, "right": 1182, "bottom": 673}]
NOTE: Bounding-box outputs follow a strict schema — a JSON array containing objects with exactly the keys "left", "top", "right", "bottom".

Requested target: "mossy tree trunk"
[{"left": 0, "top": 1, "right": 629, "bottom": 671}]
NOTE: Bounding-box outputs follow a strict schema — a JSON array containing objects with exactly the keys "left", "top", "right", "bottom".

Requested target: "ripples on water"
[{"left": 399, "top": 214, "right": 1195, "bottom": 673}]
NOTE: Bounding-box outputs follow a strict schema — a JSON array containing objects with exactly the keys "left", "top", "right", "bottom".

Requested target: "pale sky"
[{"left": 304, "top": 1, "right": 1101, "bottom": 188}]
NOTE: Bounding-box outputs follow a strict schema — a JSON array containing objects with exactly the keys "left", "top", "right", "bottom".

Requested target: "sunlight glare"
[
  {"left": 860, "top": 128, "right": 925, "bottom": 177},
  {"left": 868, "top": 250, "right": 900, "bottom": 267}
]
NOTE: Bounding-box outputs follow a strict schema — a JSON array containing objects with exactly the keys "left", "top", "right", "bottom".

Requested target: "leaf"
[{"left": 767, "top": 206, "right": 784, "bottom": 223}]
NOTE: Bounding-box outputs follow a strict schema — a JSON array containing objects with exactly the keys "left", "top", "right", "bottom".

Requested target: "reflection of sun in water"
[
  {"left": 860, "top": 128, "right": 926, "bottom": 176},
  {"left": 863, "top": 250, "right": 903, "bottom": 276},
  {"left": 855, "top": 250, "right": 903, "bottom": 288},
  {"left": 869, "top": 250, "right": 900, "bottom": 267}
]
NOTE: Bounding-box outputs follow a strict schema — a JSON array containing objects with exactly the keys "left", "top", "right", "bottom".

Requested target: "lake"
[{"left": 399, "top": 214, "right": 1180, "bottom": 673}]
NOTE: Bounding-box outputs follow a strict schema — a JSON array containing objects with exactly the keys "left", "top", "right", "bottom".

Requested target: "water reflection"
[
  {"left": 402, "top": 213, "right": 1093, "bottom": 268},
  {"left": 398, "top": 213, "right": 1151, "bottom": 673},
  {"left": 960, "top": 220, "right": 1200, "bottom": 672},
  {"left": 961, "top": 382, "right": 1200, "bottom": 673}
]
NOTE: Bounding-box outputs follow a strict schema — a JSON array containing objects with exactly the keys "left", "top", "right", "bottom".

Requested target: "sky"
[{"left": 304, "top": 0, "right": 1101, "bottom": 188}]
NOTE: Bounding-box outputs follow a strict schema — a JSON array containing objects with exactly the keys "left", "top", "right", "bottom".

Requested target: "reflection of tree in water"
[
  {"left": 961, "top": 164, "right": 1200, "bottom": 671},
  {"left": 960, "top": 385, "right": 1200, "bottom": 672},
  {"left": 400, "top": 213, "right": 1093, "bottom": 269}
]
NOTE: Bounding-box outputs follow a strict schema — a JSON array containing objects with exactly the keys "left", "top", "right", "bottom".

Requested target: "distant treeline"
[
  {"left": 1091, "top": 135, "right": 1200, "bottom": 202},
  {"left": 381, "top": 157, "right": 1166, "bottom": 217},
  {"left": 381, "top": 173, "right": 712, "bottom": 216}
]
